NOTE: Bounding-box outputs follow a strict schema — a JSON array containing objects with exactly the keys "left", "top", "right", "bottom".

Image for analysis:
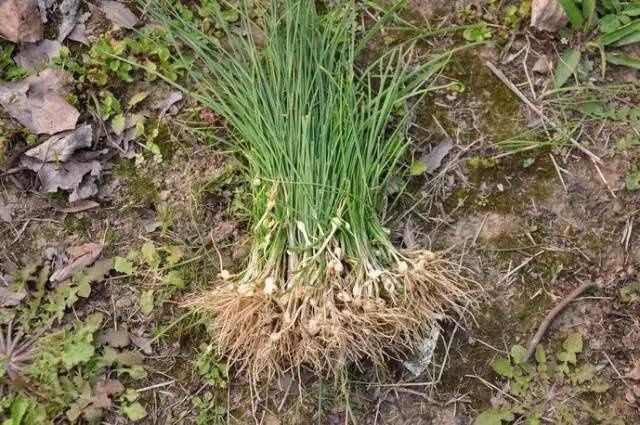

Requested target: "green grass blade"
[
  {"left": 598, "top": 20, "right": 640, "bottom": 45},
  {"left": 582, "top": 0, "right": 595, "bottom": 29},
  {"left": 558, "top": 0, "right": 584, "bottom": 29},
  {"left": 606, "top": 52, "right": 640, "bottom": 70}
]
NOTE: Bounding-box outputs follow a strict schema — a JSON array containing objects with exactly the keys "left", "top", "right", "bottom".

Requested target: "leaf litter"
[
  {"left": 99, "top": 0, "right": 138, "bottom": 30},
  {"left": 1, "top": 0, "right": 639, "bottom": 423},
  {"left": 23, "top": 123, "right": 93, "bottom": 162},
  {"left": 50, "top": 242, "right": 104, "bottom": 283},
  {"left": 14, "top": 40, "right": 62, "bottom": 72},
  {"left": 421, "top": 137, "right": 454, "bottom": 175},
  {"left": 57, "top": 0, "right": 82, "bottom": 41},
  {"left": 0, "top": 0, "right": 43, "bottom": 43},
  {"left": 0, "top": 68, "right": 79, "bottom": 135}
]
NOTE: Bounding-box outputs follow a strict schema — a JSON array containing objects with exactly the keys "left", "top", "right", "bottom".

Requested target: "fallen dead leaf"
[
  {"left": 531, "top": 0, "right": 568, "bottom": 32},
  {"left": 24, "top": 124, "right": 93, "bottom": 162},
  {"left": 21, "top": 157, "right": 103, "bottom": 201},
  {"left": 421, "top": 137, "right": 453, "bottom": 175},
  {"left": 57, "top": 0, "right": 81, "bottom": 41},
  {"left": 0, "top": 0, "right": 43, "bottom": 43},
  {"left": 15, "top": 40, "right": 62, "bottom": 72},
  {"left": 68, "top": 16, "right": 90, "bottom": 45},
  {"left": 154, "top": 91, "right": 183, "bottom": 118},
  {"left": 100, "top": 0, "right": 138, "bottom": 29},
  {"left": 37, "top": 0, "right": 55, "bottom": 23},
  {"left": 50, "top": 243, "right": 104, "bottom": 283},
  {"left": 0, "top": 68, "right": 79, "bottom": 135},
  {"left": 0, "top": 287, "right": 26, "bottom": 307},
  {"left": 55, "top": 199, "right": 100, "bottom": 213}
]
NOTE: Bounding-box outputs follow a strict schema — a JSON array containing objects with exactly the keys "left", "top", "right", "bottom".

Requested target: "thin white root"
[{"left": 186, "top": 249, "right": 473, "bottom": 381}]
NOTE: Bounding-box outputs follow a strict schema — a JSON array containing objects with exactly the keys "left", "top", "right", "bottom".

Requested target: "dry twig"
[{"left": 523, "top": 281, "right": 598, "bottom": 363}]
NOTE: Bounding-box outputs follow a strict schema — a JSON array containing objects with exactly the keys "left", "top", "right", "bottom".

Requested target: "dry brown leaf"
[
  {"left": 153, "top": 91, "right": 183, "bottom": 118},
  {"left": 21, "top": 157, "right": 103, "bottom": 201},
  {"left": 50, "top": 243, "right": 104, "bottom": 283},
  {"left": 100, "top": 0, "right": 138, "bottom": 29},
  {"left": 531, "top": 0, "right": 568, "bottom": 32},
  {"left": 421, "top": 137, "right": 453, "bottom": 175},
  {"left": 68, "top": 21, "right": 89, "bottom": 45},
  {"left": 55, "top": 199, "right": 100, "bottom": 213},
  {"left": 57, "top": 0, "right": 81, "bottom": 41},
  {"left": 0, "top": 0, "right": 43, "bottom": 43},
  {"left": 24, "top": 124, "right": 92, "bottom": 162},
  {"left": 0, "top": 68, "right": 79, "bottom": 135},
  {"left": 15, "top": 40, "right": 62, "bottom": 72}
]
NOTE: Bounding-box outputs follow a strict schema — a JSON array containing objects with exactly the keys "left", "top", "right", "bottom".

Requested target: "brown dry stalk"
[{"left": 523, "top": 281, "right": 598, "bottom": 363}]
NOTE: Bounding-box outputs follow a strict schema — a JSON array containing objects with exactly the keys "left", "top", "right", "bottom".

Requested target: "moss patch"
[
  {"left": 112, "top": 159, "right": 159, "bottom": 206},
  {"left": 445, "top": 152, "right": 555, "bottom": 215}
]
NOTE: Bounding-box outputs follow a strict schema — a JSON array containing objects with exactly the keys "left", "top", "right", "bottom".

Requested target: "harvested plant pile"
[{"left": 150, "top": 0, "right": 470, "bottom": 378}]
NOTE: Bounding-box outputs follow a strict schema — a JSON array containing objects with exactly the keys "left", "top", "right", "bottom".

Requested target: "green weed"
[
  {"left": 552, "top": 0, "right": 640, "bottom": 85},
  {"left": 475, "top": 333, "right": 620, "bottom": 425},
  {"left": 496, "top": 84, "right": 640, "bottom": 155},
  {"left": 0, "top": 41, "right": 26, "bottom": 81},
  {"left": 625, "top": 164, "right": 640, "bottom": 190},
  {"left": 114, "top": 241, "right": 190, "bottom": 311}
]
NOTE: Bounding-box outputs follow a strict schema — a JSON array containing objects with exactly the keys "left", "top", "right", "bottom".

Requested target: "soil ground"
[{"left": 1, "top": 1, "right": 640, "bottom": 424}]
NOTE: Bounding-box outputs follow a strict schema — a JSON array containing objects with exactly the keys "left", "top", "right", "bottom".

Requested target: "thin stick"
[
  {"left": 592, "top": 160, "right": 617, "bottom": 198},
  {"left": 523, "top": 281, "right": 598, "bottom": 362},
  {"left": 484, "top": 61, "right": 603, "bottom": 164},
  {"left": 137, "top": 380, "right": 175, "bottom": 393},
  {"left": 485, "top": 61, "right": 543, "bottom": 115},
  {"left": 392, "top": 387, "right": 444, "bottom": 406},
  {"left": 465, "top": 374, "right": 520, "bottom": 402},
  {"left": 549, "top": 153, "right": 567, "bottom": 192}
]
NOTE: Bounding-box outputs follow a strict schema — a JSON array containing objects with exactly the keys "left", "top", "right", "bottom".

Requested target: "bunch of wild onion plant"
[{"left": 148, "top": 0, "right": 470, "bottom": 379}]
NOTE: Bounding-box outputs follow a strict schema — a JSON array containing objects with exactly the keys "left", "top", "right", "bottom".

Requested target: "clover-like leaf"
[
  {"left": 475, "top": 407, "right": 515, "bottom": 425},
  {"left": 114, "top": 257, "right": 135, "bottom": 275},
  {"left": 121, "top": 402, "right": 147, "bottom": 421},
  {"left": 492, "top": 358, "right": 515, "bottom": 378},
  {"left": 510, "top": 345, "right": 526, "bottom": 365}
]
